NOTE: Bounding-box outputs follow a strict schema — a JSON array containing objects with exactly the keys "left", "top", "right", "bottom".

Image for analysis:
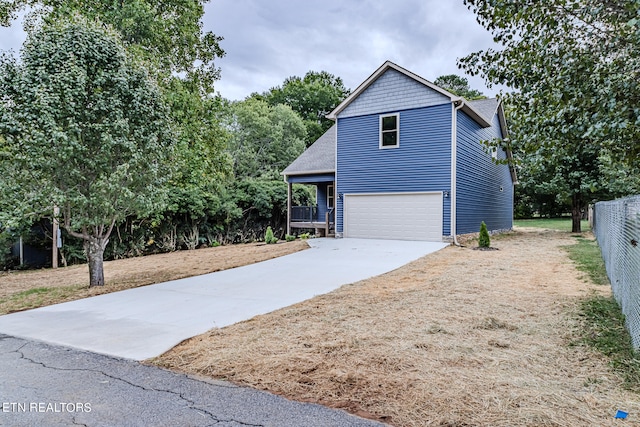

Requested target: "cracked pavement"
[{"left": 0, "top": 335, "right": 385, "bottom": 427}]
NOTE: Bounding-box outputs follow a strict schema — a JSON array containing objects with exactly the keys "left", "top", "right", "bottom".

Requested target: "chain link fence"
[{"left": 593, "top": 195, "right": 640, "bottom": 349}]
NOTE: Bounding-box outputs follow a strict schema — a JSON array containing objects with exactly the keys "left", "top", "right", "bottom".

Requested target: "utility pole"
[{"left": 52, "top": 206, "right": 59, "bottom": 269}]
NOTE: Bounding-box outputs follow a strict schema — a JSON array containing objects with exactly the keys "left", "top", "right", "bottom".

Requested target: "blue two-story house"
[{"left": 282, "top": 61, "right": 516, "bottom": 242}]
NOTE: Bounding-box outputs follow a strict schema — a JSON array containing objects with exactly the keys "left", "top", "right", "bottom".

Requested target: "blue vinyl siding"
[
  {"left": 336, "top": 104, "right": 452, "bottom": 235},
  {"left": 316, "top": 183, "right": 332, "bottom": 222},
  {"left": 456, "top": 111, "right": 513, "bottom": 234}
]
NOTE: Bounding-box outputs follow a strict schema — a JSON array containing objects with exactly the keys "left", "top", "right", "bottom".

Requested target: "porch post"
[
  {"left": 287, "top": 179, "right": 292, "bottom": 236},
  {"left": 325, "top": 211, "right": 330, "bottom": 237},
  {"left": 52, "top": 205, "right": 59, "bottom": 269}
]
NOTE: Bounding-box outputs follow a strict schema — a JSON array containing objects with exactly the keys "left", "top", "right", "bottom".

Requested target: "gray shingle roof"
[
  {"left": 468, "top": 98, "right": 499, "bottom": 123},
  {"left": 282, "top": 125, "right": 336, "bottom": 176}
]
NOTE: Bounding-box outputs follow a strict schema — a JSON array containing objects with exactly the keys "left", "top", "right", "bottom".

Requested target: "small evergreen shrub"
[
  {"left": 265, "top": 226, "right": 278, "bottom": 244},
  {"left": 478, "top": 221, "right": 491, "bottom": 248},
  {"left": 285, "top": 234, "right": 296, "bottom": 242}
]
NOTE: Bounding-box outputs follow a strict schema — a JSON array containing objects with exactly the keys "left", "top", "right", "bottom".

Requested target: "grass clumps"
[
  {"left": 514, "top": 218, "right": 590, "bottom": 232},
  {"left": 564, "top": 234, "right": 640, "bottom": 392},
  {"left": 0, "top": 286, "right": 81, "bottom": 314},
  {"left": 565, "top": 235, "right": 609, "bottom": 285},
  {"left": 577, "top": 295, "right": 640, "bottom": 392}
]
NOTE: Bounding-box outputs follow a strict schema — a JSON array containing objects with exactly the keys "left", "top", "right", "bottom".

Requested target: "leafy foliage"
[
  {"left": 1, "top": 0, "right": 225, "bottom": 93},
  {"left": 226, "top": 98, "right": 306, "bottom": 179},
  {"left": 512, "top": 136, "right": 606, "bottom": 219},
  {"left": 434, "top": 74, "right": 485, "bottom": 100},
  {"left": 257, "top": 71, "right": 350, "bottom": 145},
  {"left": 460, "top": 0, "right": 640, "bottom": 232},
  {"left": 0, "top": 19, "right": 175, "bottom": 285}
]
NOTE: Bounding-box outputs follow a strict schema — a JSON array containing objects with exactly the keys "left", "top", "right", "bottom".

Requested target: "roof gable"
[
  {"left": 337, "top": 68, "right": 450, "bottom": 118},
  {"left": 327, "top": 61, "right": 491, "bottom": 127}
]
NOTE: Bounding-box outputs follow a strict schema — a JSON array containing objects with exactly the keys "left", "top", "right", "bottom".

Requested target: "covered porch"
[
  {"left": 286, "top": 177, "right": 335, "bottom": 237},
  {"left": 282, "top": 125, "right": 337, "bottom": 237}
]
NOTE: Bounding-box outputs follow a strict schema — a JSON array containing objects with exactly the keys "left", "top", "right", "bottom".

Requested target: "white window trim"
[{"left": 379, "top": 113, "right": 400, "bottom": 149}]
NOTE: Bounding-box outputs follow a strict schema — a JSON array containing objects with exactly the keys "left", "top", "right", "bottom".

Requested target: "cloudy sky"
[{"left": 0, "top": 0, "right": 506, "bottom": 100}]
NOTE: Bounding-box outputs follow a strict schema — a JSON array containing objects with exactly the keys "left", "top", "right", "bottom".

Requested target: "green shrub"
[
  {"left": 285, "top": 234, "right": 296, "bottom": 242},
  {"left": 0, "top": 230, "right": 17, "bottom": 269},
  {"left": 299, "top": 232, "right": 310, "bottom": 240},
  {"left": 478, "top": 221, "right": 491, "bottom": 248},
  {"left": 265, "top": 226, "right": 278, "bottom": 244}
]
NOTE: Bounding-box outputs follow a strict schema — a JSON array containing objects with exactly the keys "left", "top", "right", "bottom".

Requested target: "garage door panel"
[{"left": 344, "top": 193, "right": 442, "bottom": 241}]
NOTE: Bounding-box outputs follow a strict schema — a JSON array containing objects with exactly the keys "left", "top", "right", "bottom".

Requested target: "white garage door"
[{"left": 343, "top": 192, "right": 443, "bottom": 241}]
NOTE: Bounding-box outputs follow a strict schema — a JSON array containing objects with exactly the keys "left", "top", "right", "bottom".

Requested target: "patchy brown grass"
[
  {"left": 154, "top": 229, "right": 639, "bottom": 426},
  {"left": 0, "top": 240, "right": 308, "bottom": 315}
]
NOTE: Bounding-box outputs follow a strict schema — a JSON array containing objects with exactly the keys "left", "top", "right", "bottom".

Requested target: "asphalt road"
[{"left": 0, "top": 334, "right": 386, "bottom": 427}]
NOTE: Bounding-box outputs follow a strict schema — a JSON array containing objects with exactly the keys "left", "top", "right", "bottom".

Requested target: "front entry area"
[{"left": 343, "top": 192, "right": 443, "bottom": 241}]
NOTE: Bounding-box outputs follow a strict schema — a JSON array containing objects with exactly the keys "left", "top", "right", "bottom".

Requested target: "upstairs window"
[{"left": 380, "top": 113, "right": 399, "bottom": 149}]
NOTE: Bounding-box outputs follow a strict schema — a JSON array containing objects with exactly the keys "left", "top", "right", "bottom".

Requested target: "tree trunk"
[
  {"left": 571, "top": 193, "right": 582, "bottom": 233},
  {"left": 85, "top": 238, "right": 106, "bottom": 287}
]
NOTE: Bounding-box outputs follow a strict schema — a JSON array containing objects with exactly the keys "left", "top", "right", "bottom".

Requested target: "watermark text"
[{"left": 2, "top": 402, "right": 91, "bottom": 413}]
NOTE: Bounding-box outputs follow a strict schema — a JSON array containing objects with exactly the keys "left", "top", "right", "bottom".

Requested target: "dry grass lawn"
[
  {"left": 0, "top": 240, "right": 308, "bottom": 315},
  {"left": 154, "top": 229, "right": 640, "bottom": 426}
]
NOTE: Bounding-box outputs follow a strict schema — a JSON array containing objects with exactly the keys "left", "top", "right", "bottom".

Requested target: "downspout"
[
  {"left": 334, "top": 120, "right": 340, "bottom": 238},
  {"left": 451, "top": 99, "right": 464, "bottom": 246}
]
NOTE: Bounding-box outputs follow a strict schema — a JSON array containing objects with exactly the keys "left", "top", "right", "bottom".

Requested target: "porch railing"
[{"left": 291, "top": 206, "right": 318, "bottom": 222}]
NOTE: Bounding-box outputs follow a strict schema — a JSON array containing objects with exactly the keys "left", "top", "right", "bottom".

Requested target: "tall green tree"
[
  {"left": 161, "top": 78, "right": 231, "bottom": 249},
  {"left": 2, "top": 0, "right": 231, "bottom": 256},
  {"left": 459, "top": 0, "right": 640, "bottom": 232},
  {"left": 257, "top": 71, "right": 350, "bottom": 145},
  {"left": 1, "top": 0, "right": 224, "bottom": 92},
  {"left": 434, "top": 74, "right": 485, "bottom": 100},
  {"left": 226, "top": 98, "right": 307, "bottom": 179},
  {"left": 0, "top": 19, "right": 175, "bottom": 286},
  {"left": 220, "top": 98, "right": 309, "bottom": 240}
]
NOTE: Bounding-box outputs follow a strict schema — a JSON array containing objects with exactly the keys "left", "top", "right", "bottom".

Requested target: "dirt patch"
[
  {"left": 0, "top": 240, "right": 308, "bottom": 314},
  {"left": 154, "top": 229, "right": 639, "bottom": 426}
]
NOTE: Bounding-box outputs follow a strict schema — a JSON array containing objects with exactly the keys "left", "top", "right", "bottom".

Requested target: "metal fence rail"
[{"left": 593, "top": 195, "right": 640, "bottom": 349}]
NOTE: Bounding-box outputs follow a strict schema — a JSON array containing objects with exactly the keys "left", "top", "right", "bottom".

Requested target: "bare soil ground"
[
  {"left": 154, "top": 228, "right": 640, "bottom": 427},
  {"left": 0, "top": 240, "right": 308, "bottom": 315}
]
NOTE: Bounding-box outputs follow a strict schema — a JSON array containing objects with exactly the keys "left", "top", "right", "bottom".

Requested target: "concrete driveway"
[{"left": 0, "top": 238, "right": 447, "bottom": 360}]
